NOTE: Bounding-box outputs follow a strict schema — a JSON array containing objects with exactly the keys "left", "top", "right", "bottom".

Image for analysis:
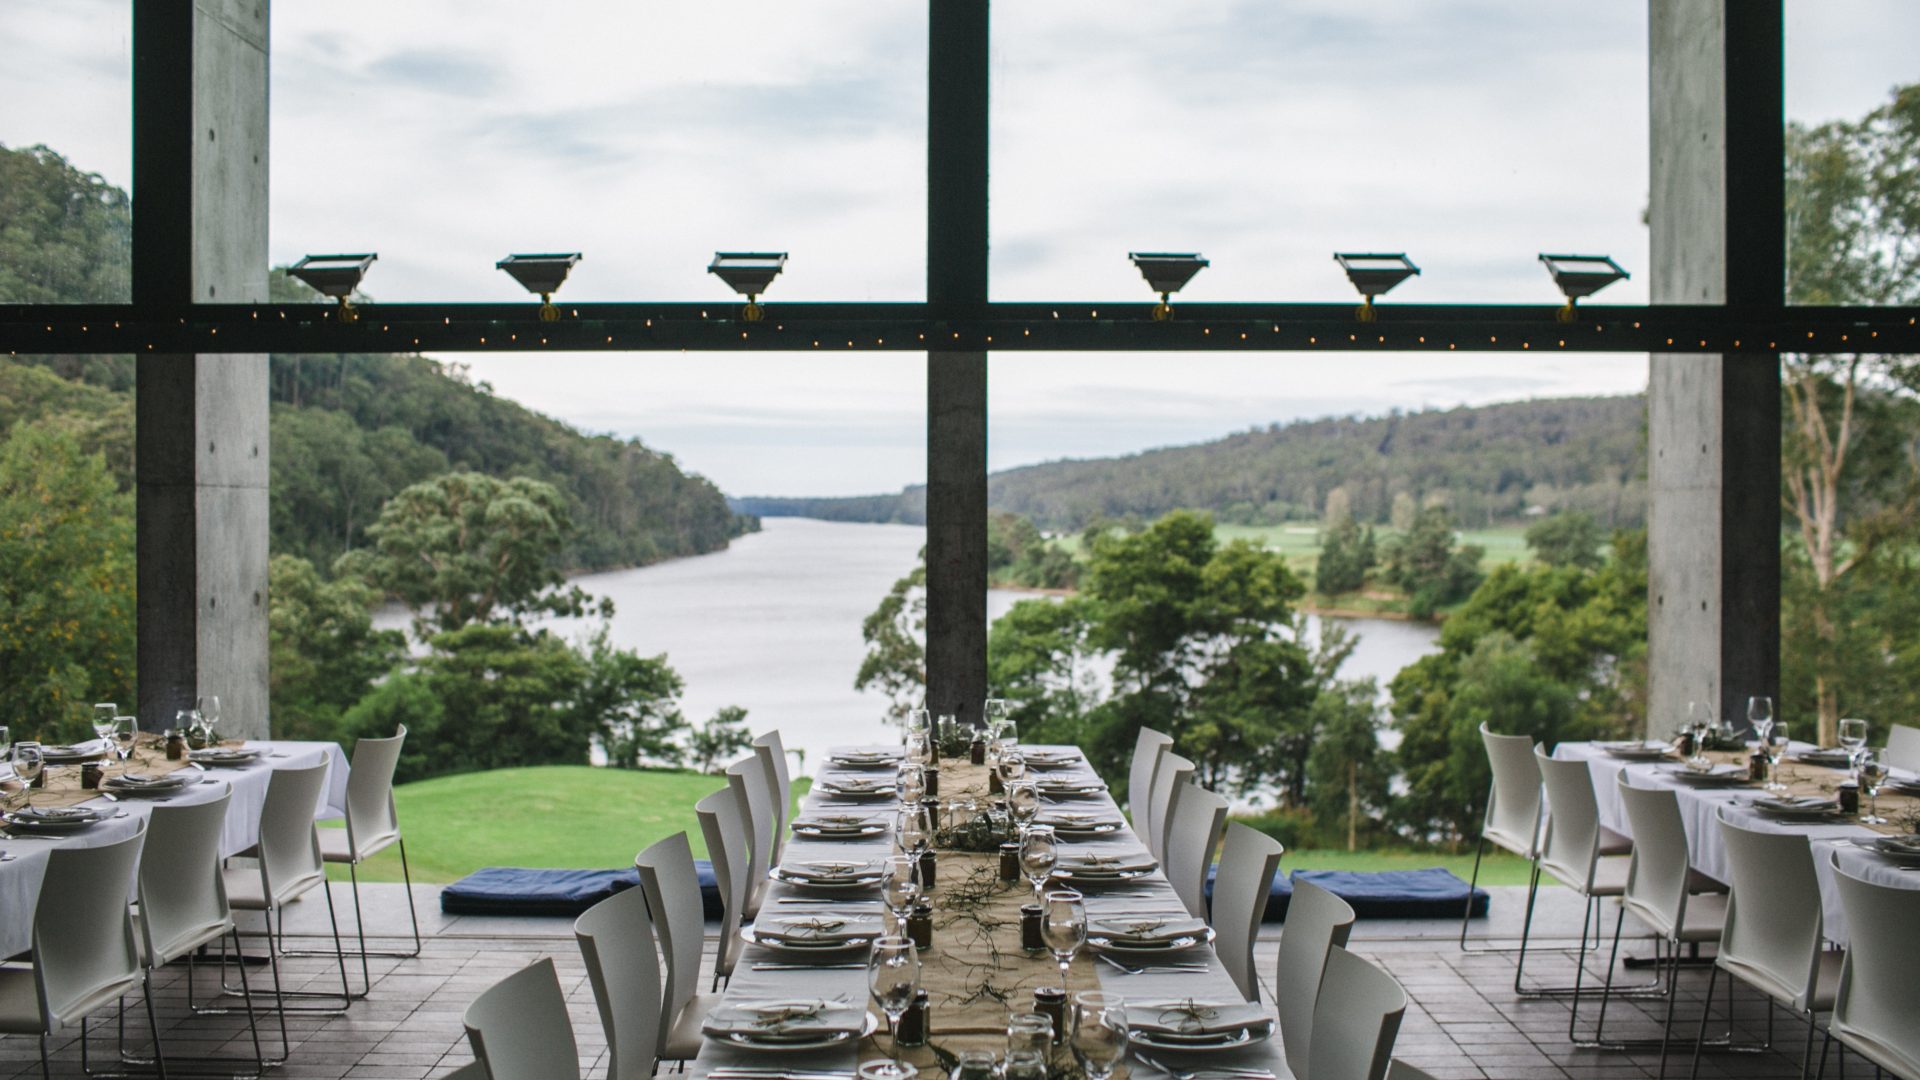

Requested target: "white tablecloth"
[
  {"left": 687, "top": 744, "right": 1293, "bottom": 1077},
  {"left": 0, "top": 739, "right": 349, "bottom": 957},
  {"left": 1553, "top": 740, "right": 1918, "bottom": 946}
]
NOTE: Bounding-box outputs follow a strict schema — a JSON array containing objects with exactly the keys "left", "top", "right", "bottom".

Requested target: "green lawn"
[{"left": 324, "top": 765, "right": 811, "bottom": 884}]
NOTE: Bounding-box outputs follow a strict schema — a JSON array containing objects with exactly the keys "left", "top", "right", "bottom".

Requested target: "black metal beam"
[{"left": 4, "top": 301, "right": 1916, "bottom": 354}]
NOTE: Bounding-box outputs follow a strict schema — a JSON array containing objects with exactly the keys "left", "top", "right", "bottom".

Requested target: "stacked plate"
[
  {"left": 4, "top": 806, "right": 107, "bottom": 834},
  {"left": 1020, "top": 749, "right": 1080, "bottom": 770},
  {"left": 1750, "top": 796, "right": 1848, "bottom": 822},
  {"left": 188, "top": 746, "right": 263, "bottom": 767},
  {"left": 1123, "top": 1000, "right": 1275, "bottom": 1053},
  {"left": 1599, "top": 740, "right": 1675, "bottom": 761},
  {"left": 1795, "top": 748, "right": 1856, "bottom": 769},
  {"left": 1035, "top": 811, "right": 1125, "bottom": 838},
  {"left": 1664, "top": 763, "right": 1750, "bottom": 786},
  {"left": 41, "top": 741, "right": 108, "bottom": 765},
  {"left": 790, "top": 813, "right": 888, "bottom": 839},
  {"left": 1869, "top": 835, "right": 1920, "bottom": 867},
  {"left": 828, "top": 750, "right": 902, "bottom": 769},
  {"left": 742, "top": 913, "right": 886, "bottom": 954},
  {"left": 814, "top": 777, "right": 896, "bottom": 800},
  {"left": 1052, "top": 853, "right": 1158, "bottom": 884},
  {"left": 101, "top": 772, "right": 196, "bottom": 797},
  {"left": 1088, "top": 914, "right": 1215, "bottom": 954},
  {"left": 770, "top": 860, "right": 885, "bottom": 890},
  {"left": 701, "top": 1000, "right": 876, "bottom": 1051},
  {"left": 1036, "top": 778, "right": 1108, "bottom": 798}
]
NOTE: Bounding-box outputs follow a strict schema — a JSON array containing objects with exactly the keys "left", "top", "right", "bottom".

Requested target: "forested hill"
[
  {"left": 0, "top": 142, "right": 752, "bottom": 572},
  {"left": 735, "top": 394, "right": 1647, "bottom": 530}
]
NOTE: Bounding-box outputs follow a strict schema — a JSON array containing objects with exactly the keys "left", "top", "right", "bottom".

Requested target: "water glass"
[
  {"left": 1839, "top": 717, "right": 1868, "bottom": 766},
  {"left": 907, "top": 707, "right": 931, "bottom": 739},
  {"left": 1041, "top": 889, "right": 1088, "bottom": 986},
  {"left": 1008, "top": 780, "right": 1040, "bottom": 839},
  {"left": 899, "top": 803, "right": 934, "bottom": 857},
  {"left": 1070, "top": 991, "right": 1129, "bottom": 1080},
  {"left": 112, "top": 717, "right": 138, "bottom": 767},
  {"left": 882, "top": 854, "right": 922, "bottom": 926},
  {"left": 92, "top": 702, "right": 118, "bottom": 748},
  {"left": 867, "top": 936, "right": 921, "bottom": 1073},
  {"left": 1765, "top": 722, "right": 1790, "bottom": 792},
  {"left": 984, "top": 698, "right": 1010, "bottom": 739},
  {"left": 952, "top": 1049, "right": 998, "bottom": 1080},
  {"left": 1747, "top": 695, "right": 1773, "bottom": 744},
  {"left": 1858, "top": 748, "right": 1890, "bottom": 825},
  {"left": 197, "top": 695, "right": 222, "bottom": 745},
  {"left": 11, "top": 743, "right": 44, "bottom": 808},
  {"left": 1021, "top": 825, "right": 1058, "bottom": 901},
  {"left": 1006, "top": 1012, "right": 1053, "bottom": 1059},
  {"left": 898, "top": 762, "right": 926, "bottom": 804},
  {"left": 907, "top": 730, "right": 933, "bottom": 769}
]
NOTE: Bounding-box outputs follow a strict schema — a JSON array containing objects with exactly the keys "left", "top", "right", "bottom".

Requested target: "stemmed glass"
[
  {"left": 867, "top": 935, "right": 922, "bottom": 1079},
  {"left": 1008, "top": 780, "right": 1040, "bottom": 840},
  {"left": 11, "top": 743, "right": 44, "bottom": 810},
  {"left": 1070, "top": 991, "right": 1130, "bottom": 1080},
  {"left": 112, "top": 717, "right": 138, "bottom": 772},
  {"left": 1747, "top": 696, "right": 1773, "bottom": 745},
  {"left": 997, "top": 751, "right": 1027, "bottom": 791},
  {"left": 92, "top": 703, "right": 118, "bottom": 752},
  {"left": 898, "top": 804, "right": 934, "bottom": 863},
  {"left": 984, "top": 698, "right": 1010, "bottom": 740},
  {"left": 898, "top": 762, "right": 926, "bottom": 805},
  {"left": 1857, "top": 748, "right": 1890, "bottom": 825},
  {"left": 0, "top": 725, "right": 11, "bottom": 761},
  {"left": 175, "top": 709, "right": 201, "bottom": 751},
  {"left": 197, "top": 695, "right": 222, "bottom": 746},
  {"left": 906, "top": 730, "right": 933, "bottom": 772},
  {"left": 1041, "top": 889, "right": 1088, "bottom": 988},
  {"left": 1839, "top": 717, "right": 1869, "bottom": 768},
  {"left": 907, "top": 707, "right": 932, "bottom": 744},
  {"left": 1020, "top": 825, "right": 1058, "bottom": 903},
  {"left": 1686, "top": 701, "right": 1714, "bottom": 765},
  {"left": 882, "top": 852, "right": 922, "bottom": 931},
  {"left": 1764, "top": 721, "right": 1791, "bottom": 792}
]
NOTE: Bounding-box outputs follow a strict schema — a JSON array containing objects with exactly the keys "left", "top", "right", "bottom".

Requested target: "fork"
[
  {"left": 1099, "top": 954, "right": 1209, "bottom": 976},
  {"left": 1131, "top": 1053, "right": 1274, "bottom": 1080}
]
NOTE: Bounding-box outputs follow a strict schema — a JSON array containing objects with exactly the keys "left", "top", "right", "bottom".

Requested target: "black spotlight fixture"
[
  {"left": 709, "top": 252, "right": 787, "bottom": 322},
  {"left": 1334, "top": 252, "right": 1420, "bottom": 322},
  {"left": 1128, "top": 252, "right": 1208, "bottom": 321},
  {"left": 1538, "top": 253, "right": 1629, "bottom": 322},
  {"left": 497, "top": 253, "right": 582, "bottom": 322},
  {"left": 288, "top": 253, "right": 377, "bottom": 323}
]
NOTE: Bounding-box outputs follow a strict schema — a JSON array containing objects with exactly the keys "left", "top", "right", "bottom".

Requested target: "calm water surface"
[{"left": 378, "top": 517, "right": 1438, "bottom": 775}]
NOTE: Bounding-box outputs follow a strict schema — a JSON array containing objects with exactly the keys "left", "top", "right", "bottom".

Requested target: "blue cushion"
[
  {"left": 440, "top": 861, "right": 725, "bottom": 920},
  {"left": 1203, "top": 866, "right": 1487, "bottom": 922},
  {"left": 1203, "top": 866, "right": 1294, "bottom": 922}
]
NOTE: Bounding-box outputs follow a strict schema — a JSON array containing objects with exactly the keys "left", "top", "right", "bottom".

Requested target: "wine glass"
[
  {"left": 11, "top": 743, "right": 44, "bottom": 810},
  {"left": 881, "top": 854, "right": 922, "bottom": 930},
  {"left": 867, "top": 935, "right": 921, "bottom": 1077},
  {"left": 1764, "top": 722, "right": 1791, "bottom": 792},
  {"left": 906, "top": 730, "right": 932, "bottom": 770},
  {"left": 1747, "top": 695, "right": 1773, "bottom": 745},
  {"left": 997, "top": 751, "right": 1028, "bottom": 790},
  {"left": 175, "top": 709, "right": 200, "bottom": 752},
  {"left": 1008, "top": 780, "right": 1040, "bottom": 840},
  {"left": 1839, "top": 717, "right": 1868, "bottom": 768},
  {"left": 1070, "top": 991, "right": 1130, "bottom": 1080},
  {"left": 899, "top": 803, "right": 934, "bottom": 859},
  {"left": 1686, "top": 701, "right": 1713, "bottom": 764},
  {"left": 1021, "top": 824, "right": 1058, "bottom": 902},
  {"left": 1858, "top": 748, "right": 1890, "bottom": 825},
  {"left": 0, "top": 725, "right": 11, "bottom": 760},
  {"left": 1041, "top": 889, "right": 1088, "bottom": 987},
  {"left": 907, "top": 707, "right": 931, "bottom": 740},
  {"left": 92, "top": 702, "right": 118, "bottom": 751},
  {"left": 984, "top": 698, "right": 1010, "bottom": 739},
  {"left": 197, "top": 695, "right": 221, "bottom": 745},
  {"left": 112, "top": 717, "right": 138, "bottom": 770},
  {"left": 897, "top": 762, "right": 926, "bottom": 805}
]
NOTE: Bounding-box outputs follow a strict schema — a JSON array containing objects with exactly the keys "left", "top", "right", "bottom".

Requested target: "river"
[{"left": 376, "top": 517, "right": 1438, "bottom": 777}]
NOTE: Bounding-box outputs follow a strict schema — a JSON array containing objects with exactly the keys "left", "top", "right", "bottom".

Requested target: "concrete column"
[
  {"left": 133, "top": 0, "right": 272, "bottom": 739},
  {"left": 925, "top": 1, "right": 991, "bottom": 725},
  {"left": 1646, "top": 0, "right": 1782, "bottom": 737}
]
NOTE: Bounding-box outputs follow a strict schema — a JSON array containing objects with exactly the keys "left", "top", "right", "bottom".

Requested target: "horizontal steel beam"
[{"left": 3, "top": 301, "right": 1916, "bottom": 355}]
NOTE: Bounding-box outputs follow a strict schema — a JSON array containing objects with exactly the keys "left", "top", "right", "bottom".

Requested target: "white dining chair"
[
  {"left": 1588, "top": 778, "right": 1726, "bottom": 1069},
  {"left": 463, "top": 957, "right": 582, "bottom": 1080},
  {"left": 0, "top": 824, "right": 162, "bottom": 1080},
  {"left": 752, "top": 729, "right": 793, "bottom": 865},
  {"left": 1823, "top": 855, "right": 1920, "bottom": 1080},
  {"left": 1147, "top": 751, "right": 1196, "bottom": 865},
  {"left": 574, "top": 884, "right": 663, "bottom": 1080},
  {"left": 634, "top": 831, "right": 722, "bottom": 1064},
  {"left": 1307, "top": 946, "right": 1407, "bottom": 1080},
  {"left": 1384, "top": 1061, "right": 1439, "bottom": 1080},
  {"left": 1275, "top": 877, "right": 1357, "bottom": 1080},
  {"left": 1459, "top": 723, "right": 1543, "bottom": 951},
  {"left": 1162, "top": 781, "right": 1228, "bottom": 921},
  {"left": 1684, "top": 811, "right": 1838, "bottom": 1080},
  {"left": 306, "top": 725, "right": 423, "bottom": 993},
  {"left": 210, "top": 759, "right": 354, "bottom": 1017},
  {"left": 1522, "top": 747, "right": 1637, "bottom": 999},
  {"left": 694, "top": 785, "right": 749, "bottom": 988},
  {"left": 1886, "top": 721, "right": 1920, "bottom": 772},
  {"left": 726, "top": 756, "right": 774, "bottom": 919},
  {"left": 135, "top": 786, "right": 270, "bottom": 1075},
  {"left": 1211, "top": 822, "right": 1284, "bottom": 1003},
  {"left": 1127, "top": 726, "right": 1173, "bottom": 854}
]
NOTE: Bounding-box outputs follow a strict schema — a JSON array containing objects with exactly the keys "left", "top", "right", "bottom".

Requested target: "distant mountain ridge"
[{"left": 733, "top": 394, "right": 1648, "bottom": 530}]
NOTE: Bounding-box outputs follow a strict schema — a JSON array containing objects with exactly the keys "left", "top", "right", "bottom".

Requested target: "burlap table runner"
[
  {"left": 1701, "top": 749, "right": 1919, "bottom": 835},
  {"left": 9, "top": 734, "right": 239, "bottom": 812}
]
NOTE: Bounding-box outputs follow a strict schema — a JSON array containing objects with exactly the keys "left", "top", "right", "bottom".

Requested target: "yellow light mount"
[
  {"left": 538, "top": 293, "right": 560, "bottom": 322},
  {"left": 497, "top": 253, "right": 582, "bottom": 322},
  {"left": 1557, "top": 300, "right": 1579, "bottom": 323},
  {"left": 742, "top": 298, "right": 766, "bottom": 322},
  {"left": 1152, "top": 293, "right": 1174, "bottom": 321},
  {"left": 335, "top": 296, "right": 360, "bottom": 324},
  {"left": 1356, "top": 296, "right": 1378, "bottom": 323},
  {"left": 1129, "top": 252, "right": 1208, "bottom": 321}
]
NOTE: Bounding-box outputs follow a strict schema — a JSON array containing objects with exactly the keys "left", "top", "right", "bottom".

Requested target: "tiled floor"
[{"left": 0, "top": 884, "right": 1879, "bottom": 1079}]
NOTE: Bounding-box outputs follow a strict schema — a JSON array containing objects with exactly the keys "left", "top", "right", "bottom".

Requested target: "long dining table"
[
  {"left": 0, "top": 737, "right": 349, "bottom": 958},
  {"left": 1553, "top": 740, "right": 1920, "bottom": 945},
  {"left": 686, "top": 743, "right": 1291, "bottom": 1080}
]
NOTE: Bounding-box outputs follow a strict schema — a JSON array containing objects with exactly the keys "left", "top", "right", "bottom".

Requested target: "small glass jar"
[
  {"left": 925, "top": 767, "right": 940, "bottom": 799},
  {"left": 917, "top": 849, "right": 938, "bottom": 889},
  {"left": 896, "top": 989, "right": 930, "bottom": 1046},
  {"left": 999, "top": 842, "right": 1022, "bottom": 881},
  {"left": 908, "top": 902, "right": 933, "bottom": 950},
  {"left": 81, "top": 762, "right": 103, "bottom": 789},
  {"left": 953, "top": 1049, "right": 997, "bottom": 1080},
  {"left": 1032, "top": 985, "right": 1066, "bottom": 1042},
  {"left": 165, "top": 730, "right": 186, "bottom": 761},
  {"left": 1020, "top": 903, "right": 1044, "bottom": 951},
  {"left": 1838, "top": 782, "right": 1859, "bottom": 815},
  {"left": 970, "top": 736, "right": 987, "bottom": 766},
  {"left": 1007, "top": 1013, "right": 1053, "bottom": 1059}
]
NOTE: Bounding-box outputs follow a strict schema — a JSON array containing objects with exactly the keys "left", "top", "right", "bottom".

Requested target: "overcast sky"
[{"left": 3, "top": 2, "right": 1916, "bottom": 496}]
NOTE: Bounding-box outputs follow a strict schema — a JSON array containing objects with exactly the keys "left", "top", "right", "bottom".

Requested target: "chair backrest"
[
  {"left": 1534, "top": 747, "right": 1602, "bottom": 880},
  {"left": 634, "top": 831, "right": 707, "bottom": 1037},
  {"left": 1274, "top": 877, "right": 1357, "bottom": 1079},
  {"left": 1128, "top": 726, "right": 1174, "bottom": 849},
  {"left": 1162, "top": 782, "right": 1229, "bottom": 920},
  {"left": 1211, "top": 822, "right": 1284, "bottom": 1003},
  {"left": 695, "top": 786, "right": 747, "bottom": 983},
  {"left": 574, "top": 885, "right": 663, "bottom": 1080},
  {"left": 1615, "top": 776, "right": 1694, "bottom": 935},
  {"left": 256, "top": 760, "right": 330, "bottom": 902},
  {"left": 1479, "top": 724, "right": 1542, "bottom": 856},
  {"left": 138, "top": 785, "right": 234, "bottom": 966},
  {"left": 343, "top": 724, "right": 406, "bottom": 855},
  {"left": 751, "top": 730, "right": 792, "bottom": 864},
  {"left": 33, "top": 822, "right": 146, "bottom": 1029},
  {"left": 463, "top": 957, "right": 582, "bottom": 1080},
  {"left": 1716, "top": 809, "right": 1824, "bottom": 1007},
  {"left": 1309, "top": 946, "right": 1408, "bottom": 1080},
  {"left": 1148, "top": 752, "right": 1197, "bottom": 863},
  {"left": 1829, "top": 856, "right": 1920, "bottom": 1073},
  {"left": 725, "top": 757, "right": 773, "bottom": 898},
  {"left": 1887, "top": 722, "right": 1920, "bottom": 773}
]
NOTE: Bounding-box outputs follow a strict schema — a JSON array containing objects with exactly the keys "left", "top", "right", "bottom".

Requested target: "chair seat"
[
  {"left": 1483, "top": 824, "right": 1536, "bottom": 859},
  {"left": 1598, "top": 826, "right": 1633, "bottom": 857},
  {"left": 134, "top": 911, "right": 235, "bottom": 968},
  {"left": 1539, "top": 853, "right": 1631, "bottom": 896},
  {"left": 318, "top": 826, "right": 399, "bottom": 865},
  {"left": 1626, "top": 891, "right": 1728, "bottom": 943},
  {"left": 0, "top": 965, "right": 41, "bottom": 1035},
  {"left": 1831, "top": 1016, "right": 1920, "bottom": 1080},
  {"left": 665, "top": 991, "right": 724, "bottom": 1060},
  {"left": 224, "top": 865, "right": 325, "bottom": 911},
  {"left": 1720, "top": 949, "right": 1844, "bottom": 1012}
]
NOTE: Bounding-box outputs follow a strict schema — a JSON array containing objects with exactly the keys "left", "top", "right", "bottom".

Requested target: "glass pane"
[
  {"left": 991, "top": 1, "right": 1650, "bottom": 305},
  {"left": 271, "top": 2, "right": 927, "bottom": 302}
]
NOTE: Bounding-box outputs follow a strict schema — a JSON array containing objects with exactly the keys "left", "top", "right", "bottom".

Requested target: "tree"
[
  {"left": 0, "top": 422, "right": 134, "bottom": 743},
  {"left": 1305, "top": 677, "right": 1389, "bottom": 851},
  {"left": 1380, "top": 506, "right": 1485, "bottom": 617},
  {"left": 854, "top": 551, "right": 926, "bottom": 727},
  {"left": 573, "top": 625, "right": 689, "bottom": 769},
  {"left": 687, "top": 705, "right": 754, "bottom": 775},
  {"left": 267, "top": 554, "right": 405, "bottom": 742},
  {"left": 1314, "top": 516, "right": 1376, "bottom": 595},
  {"left": 1525, "top": 511, "right": 1605, "bottom": 569}
]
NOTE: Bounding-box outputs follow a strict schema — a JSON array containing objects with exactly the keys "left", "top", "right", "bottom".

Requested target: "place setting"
[
  {"left": 793, "top": 813, "right": 892, "bottom": 840},
  {"left": 831, "top": 749, "right": 906, "bottom": 770},
  {"left": 701, "top": 997, "right": 878, "bottom": 1053},
  {"left": 1597, "top": 739, "right": 1676, "bottom": 762},
  {"left": 743, "top": 912, "right": 890, "bottom": 956},
  {"left": 1086, "top": 913, "right": 1216, "bottom": 956},
  {"left": 772, "top": 858, "right": 888, "bottom": 890},
  {"left": 1745, "top": 795, "right": 1853, "bottom": 823},
  {"left": 1035, "top": 810, "right": 1126, "bottom": 839},
  {"left": 1122, "top": 998, "right": 1277, "bottom": 1056},
  {"left": 1052, "top": 851, "right": 1160, "bottom": 886},
  {"left": 815, "top": 776, "right": 900, "bottom": 801}
]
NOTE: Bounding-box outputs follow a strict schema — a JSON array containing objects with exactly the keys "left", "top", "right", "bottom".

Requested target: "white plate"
[
  {"left": 101, "top": 773, "right": 196, "bottom": 795},
  {"left": 739, "top": 925, "right": 880, "bottom": 955},
  {"left": 1052, "top": 866, "right": 1157, "bottom": 885},
  {"left": 712, "top": 1009, "right": 879, "bottom": 1052},
  {"left": 816, "top": 783, "right": 897, "bottom": 800},
  {"left": 1128, "top": 1018, "right": 1274, "bottom": 1054},
  {"left": 770, "top": 864, "right": 886, "bottom": 890},
  {"left": 189, "top": 747, "right": 263, "bottom": 765},
  {"left": 1089, "top": 925, "right": 1216, "bottom": 955},
  {"left": 5, "top": 809, "right": 105, "bottom": 834},
  {"left": 791, "top": 823, "right": 889, "bottom": 840}
]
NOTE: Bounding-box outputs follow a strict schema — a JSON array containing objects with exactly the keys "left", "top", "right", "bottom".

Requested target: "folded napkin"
[
  {"left": 703, "top": 999, "right": 867, "bottom": 1041},
  {"left": 1022, "top": 750, "right": 1079, "bottom": 766},
  {"left": 1796, "top": 749, "right": 1855, "bottom": 766},
  {"left": 1038, "top": 779, "right": 1107, "bottom": 794},
  {"left": 821, "top": 778, "right": 893, "bottom": 794},
  {"left": 1038, "top": 811, "right": 1121, "bottom": 828},
  {"left": 754, "top": 914, "right": 885, "bottom": 946},
  {"left": 1601, "top": 740, "right": 1673, "bottom": 754},
  {"left": 1754, "top": 796, "right": 1838, "bottom": 813},
  {"left": 794, "top": 814, "right": 883, "bottom": 831},
  {"left": 1125, "top": 1000, "right": 1270, "bottom": 1038},
  {"left": 785, "top": 860, "right": 878, "bottom": 881},
  {"left": 1091, "top": 914, "right": 1208, "bottom": 944},
  {"left": 1059, "top": 853, "right": 1157, "bottom": 876},
  {"left": 15, "top": 806, "right": 101, "bottom": 823},
  {"left": 1876, "top": 834, "right": 1920, "bottom": 855},
  {"left": 108, "top": 772, "right": 183, "bottom": 787}
]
